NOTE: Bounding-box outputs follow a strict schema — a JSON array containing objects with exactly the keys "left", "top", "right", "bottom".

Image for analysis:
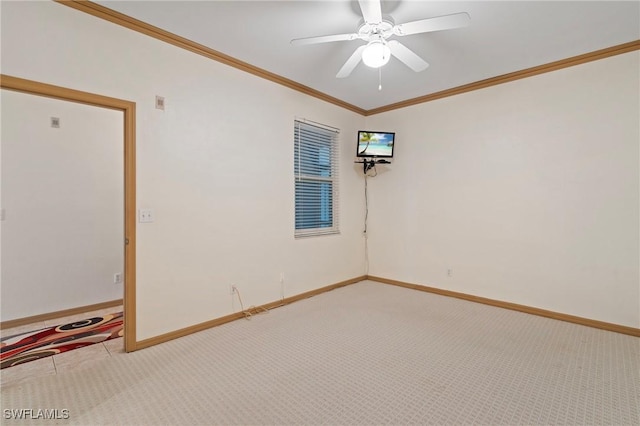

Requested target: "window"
[{"left": 294, "top": 120, "right": 339, "bottom": 237}]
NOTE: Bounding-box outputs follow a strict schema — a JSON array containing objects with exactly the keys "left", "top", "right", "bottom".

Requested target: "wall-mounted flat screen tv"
[{"left": 357, "top": 131, "right": 395, "bottom": 158}]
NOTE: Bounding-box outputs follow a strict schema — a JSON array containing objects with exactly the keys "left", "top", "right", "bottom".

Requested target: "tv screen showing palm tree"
[{"left": 357, "top": 131, "right": 395, "bottom": 158}]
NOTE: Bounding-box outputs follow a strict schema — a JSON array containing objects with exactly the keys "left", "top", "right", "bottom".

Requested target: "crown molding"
[
  {"left": 55, "top": 0, "right": 367, "bottom": 116},
  {"left": 56, "top": 2, "right": 638, "bottom": 117},
  {"left": 365, "top": 40, "right": 640, "bottom": 116}
]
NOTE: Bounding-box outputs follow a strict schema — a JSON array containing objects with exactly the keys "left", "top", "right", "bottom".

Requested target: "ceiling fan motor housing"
[{"left": 358, "top": 19, "right": 395, "bottom": 41}]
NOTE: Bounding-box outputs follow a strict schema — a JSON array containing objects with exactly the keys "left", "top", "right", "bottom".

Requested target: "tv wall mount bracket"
[{"left": 355, "top": 158, "right": 390, "bottom": 173}]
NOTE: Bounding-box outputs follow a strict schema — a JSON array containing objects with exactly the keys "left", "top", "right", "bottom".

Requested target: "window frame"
[{"left": 294, "top": 119, "right": 340, "bottom": 238}]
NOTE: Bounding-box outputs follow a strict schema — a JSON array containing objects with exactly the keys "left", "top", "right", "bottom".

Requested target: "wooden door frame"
[{"left": 1, "top": 74, "right": 137, "bottom": 352}]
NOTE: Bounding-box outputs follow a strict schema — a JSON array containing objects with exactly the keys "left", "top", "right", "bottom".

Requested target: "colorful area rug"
[{"left": 1, "top": 312, "right": 123, "bottom": 369}]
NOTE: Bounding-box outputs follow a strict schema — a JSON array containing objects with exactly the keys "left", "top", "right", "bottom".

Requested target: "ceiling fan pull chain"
[{"left": 378, "top": 67, "right": 382, "bottom": 91}]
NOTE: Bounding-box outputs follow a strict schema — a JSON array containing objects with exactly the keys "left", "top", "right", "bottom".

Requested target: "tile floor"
[{"left": 0, "top": 306, "right": 125, "bottom": 388}]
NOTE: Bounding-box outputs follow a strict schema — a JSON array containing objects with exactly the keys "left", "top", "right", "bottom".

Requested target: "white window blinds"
[{"left": 294, "top": 120, "right": 339, "bottom": 238}]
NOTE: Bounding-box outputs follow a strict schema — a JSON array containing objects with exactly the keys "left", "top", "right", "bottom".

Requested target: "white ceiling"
[{"left": 96, "top": 1, "right": 639, "bottom": 111}]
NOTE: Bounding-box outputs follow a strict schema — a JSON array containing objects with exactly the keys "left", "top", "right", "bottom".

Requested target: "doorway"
[{"left": 0, "top": 75, "right": 137, "bottom": 352}]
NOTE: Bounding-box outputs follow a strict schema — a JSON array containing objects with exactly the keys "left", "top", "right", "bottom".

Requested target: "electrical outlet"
[
  {"left": 447, "top": 269, "right": 453, "bottom": 277},
  {"left": 114, "top": 273, "right": 123, "bottom": 284},
  {"left": 138, "top": 209, "right": 154, "bottom": 223}
]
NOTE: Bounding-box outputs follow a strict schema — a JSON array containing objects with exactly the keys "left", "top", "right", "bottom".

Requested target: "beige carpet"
[{"left": 1, "top": 280, "right": 638, "bottom": 425}]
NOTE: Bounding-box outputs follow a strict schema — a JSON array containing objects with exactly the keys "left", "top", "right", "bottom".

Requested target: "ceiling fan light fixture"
[{"left": 362, "top": 40, "right": 391, "bottom": 68}]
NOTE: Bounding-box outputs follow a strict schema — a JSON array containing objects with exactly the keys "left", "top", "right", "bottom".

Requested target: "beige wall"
[
  {"left": 0, "top": 1, "right": 366, "bottom": 339},
  {"left": 1, "top": 1, "right": 637, "bottom": 335},
  {"left": 365, "top": 52, "right": 640, "bottom": 328},
  {"left": 1, "top": 90, "right": 124, "bottom": 321}
]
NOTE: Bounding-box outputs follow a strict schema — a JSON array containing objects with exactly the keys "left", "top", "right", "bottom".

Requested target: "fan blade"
[
  {"left": 388, "top": 40, "right": 429, "bottom": 72},
  {"left": 291, "top": 33, "right": 358, "bottom": 46},
  {"left": 336, "top": 45, "right": 366, "bottom": 78},
  {"left": 394, "top": 12, "right": 470, "bottom": 36},
  {"left": 358, "top": 0, "right": 382, "bottom": 24}
]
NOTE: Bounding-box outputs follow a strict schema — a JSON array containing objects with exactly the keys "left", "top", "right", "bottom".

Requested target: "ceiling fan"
[{"left": 291, "top": 0, "right": 470, "bottom": 78}]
